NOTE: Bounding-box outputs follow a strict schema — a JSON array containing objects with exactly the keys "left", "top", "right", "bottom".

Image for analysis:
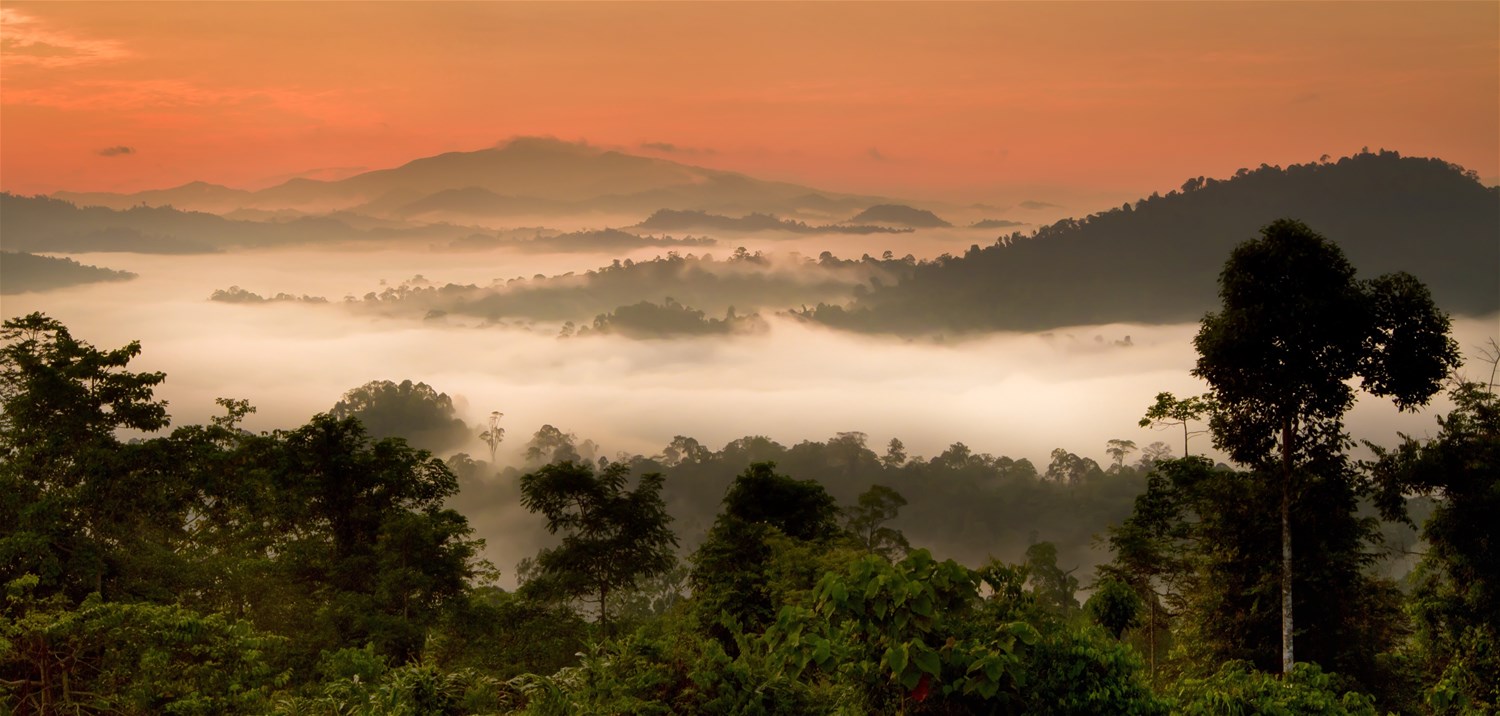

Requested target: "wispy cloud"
[
  {"left": 867, "top": 147, "right": 887, "bottom": 161},
  {"left": 97, "top": 146, "right": 134, "bottom": 157},
  {"left": 0, "top": 9, "right": 131, "bottom": 69}
]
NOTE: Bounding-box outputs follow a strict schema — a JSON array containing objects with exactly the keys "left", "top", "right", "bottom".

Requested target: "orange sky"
[{"left": 2, "top": 2, "right": 1496, "bottom": 202}]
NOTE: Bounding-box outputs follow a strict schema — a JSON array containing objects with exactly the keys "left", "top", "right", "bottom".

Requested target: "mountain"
[
  {"left": 847, "top": 204, "right": 952, "bottom": 228},
  {"left": 1, "top": 251, "right": 136, "bottom": 294},
  {"left": 53, "top": 137, "right": 891, "bottom": 221},
  {"left": 54, "top": 181, "right": 253, "bottom": 213},
  {"left": 801, "top": 151, "right": 1500, "bottom": 334}
]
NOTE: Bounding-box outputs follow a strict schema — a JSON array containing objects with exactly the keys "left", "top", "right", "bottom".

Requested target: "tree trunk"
[
  {"left": 1280, "top": 420, "right": 1295, "bottom": 674},
  {"left": 1148, "top": 595, "right": 1158, "bottom": 685},
  {"left": 599, "top": 584, "right": 609, "bottom": 636}
]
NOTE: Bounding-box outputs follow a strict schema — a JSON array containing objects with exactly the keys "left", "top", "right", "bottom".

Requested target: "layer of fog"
[{"left": 6, "top": 247, "right": 1494, "bottom": 583}]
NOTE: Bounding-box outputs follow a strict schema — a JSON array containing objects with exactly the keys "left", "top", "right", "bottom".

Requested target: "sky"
[{"left": 3, "top": 2, "right": 1496, "bottom": 203}]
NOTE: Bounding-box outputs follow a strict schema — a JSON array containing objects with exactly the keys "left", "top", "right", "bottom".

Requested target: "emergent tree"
[{"left": 1191, "top": 219, "right": 1459, "bottom": 673}]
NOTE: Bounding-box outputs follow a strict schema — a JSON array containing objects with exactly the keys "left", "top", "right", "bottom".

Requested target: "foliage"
[
  {"left": 1087, "top": 577, "right": 1143, "bottom": 639},
  {"left": 330, "top": 379, "right": 472, "bottom": 455},
  {"left": 1368, "top": 381, "right": 1500, "bottom": 713},
  {"left": 1171, "top": 661, "right": 1378, "bottom": 715},
  {"left": 1103, "top": 457, "right": 1406, "bottom": 694},
  {"left": 1138, "top": 392, "right": 1213, "bottom": 457},
  {"left": 1024, "top": 542, "right": 1081, "bottom": 618},
  {"left": 1192, "top": 219, "right": 1458, "bottom": 673},
  {"left": 843, "top": 484, "right": 911, "bottom": 560},
  {"left": 427, "top": 587, "right": 587, "bottom": 679},
  {"left": 691, "top": 462, "right": 844, "bottom": 639},
  {"left": 0, "top": 312, "right": 173, "bottom": 602},
  {"left": 519, "top": 461, "right": 678, "bottom": 630},
  {"left": 761, "top": 550, "right": 1165, "bottom": 714},
  {"left": 1, "top": 575, "right": 286, "bottom": 715}
]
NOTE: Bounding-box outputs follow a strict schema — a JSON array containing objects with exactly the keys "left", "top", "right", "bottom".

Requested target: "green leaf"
[
  {"left": 885, "top": 643, "right": 908, "bottom": 674},
  {"left": 913, "top": 645, "right": 942, "bottom": 676}
]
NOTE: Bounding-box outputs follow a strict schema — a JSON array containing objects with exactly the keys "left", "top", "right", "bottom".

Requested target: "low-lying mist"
[{"left": 6, "top": 246, "right": 1494, "bottom": 584}]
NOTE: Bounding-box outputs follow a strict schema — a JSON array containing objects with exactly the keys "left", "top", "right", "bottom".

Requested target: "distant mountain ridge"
[
  {"left": 802, "top": 151, "right": 1500, "bottom": 333},
  {"left": 53, "top": 137, "right": 891, "bottom": 221}
]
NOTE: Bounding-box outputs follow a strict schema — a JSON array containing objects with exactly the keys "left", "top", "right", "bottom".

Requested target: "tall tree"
[
  {"left": 1104, "top": 439, "right": 1137, "bottom": 471},
  {"left": 1138, "top": 392, "right": 1213, "bottom": 457},
  {"left": 519, "top": 461, "right": 677, "bottom": 631},
  {"left": 1192, "top": 219, "right": 1459, "bottom": 672}
]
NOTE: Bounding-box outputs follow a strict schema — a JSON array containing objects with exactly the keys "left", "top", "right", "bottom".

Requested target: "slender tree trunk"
[
  {"left": 1148, "top": 595, "right": 1158, "bottom": 685},
  {"left": 599, "top": 584, "right": 609, "bottom": 636},
  {"left": 1280, "top": 420, "right": 1294, "bottom": 674}
]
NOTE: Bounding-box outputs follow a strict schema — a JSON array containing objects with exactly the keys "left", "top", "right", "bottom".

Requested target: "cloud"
[
  {"left": 97, "top": 145, "right": 134, "bottom": 157},
  {"left": 639, "top": 141, "right": 714, "bottom": 156},
  {"left": 1018, "top": 200, "right": 1061, "bottom": 210},
  {"left": 0, "top": 9, "right": 131, "bottom": 70},
  {"left": 866, "top": 147, "right": 887, "bottom": 161}
]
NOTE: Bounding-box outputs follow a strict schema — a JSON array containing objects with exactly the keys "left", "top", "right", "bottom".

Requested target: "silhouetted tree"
[
  {"left": 1193, "top": 219, "right": 1459, "bottom": 672},
  {"left": 519, "top": 461, "right": 677, "bottom": 631}
]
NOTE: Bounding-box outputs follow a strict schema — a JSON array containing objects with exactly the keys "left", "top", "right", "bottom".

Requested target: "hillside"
[
  {"left": 0, "top": 251, "right": 136, "bottom": 294},
  {"left": 847, "top": 203, "right": 953, "bottom": 227},
  {"left": 802, "top": 151, "right": 1500, "bottom": 333},
  {"left": 0, "top": 193, "right": 486, "bottom": 253}
]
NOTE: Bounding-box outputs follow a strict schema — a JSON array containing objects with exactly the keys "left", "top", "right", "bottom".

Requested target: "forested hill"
[{"left": 803, "top": 151, "right": 1499, "bottom": 334}]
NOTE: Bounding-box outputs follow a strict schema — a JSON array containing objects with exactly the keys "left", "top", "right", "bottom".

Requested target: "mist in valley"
[{"left": 6, "top": 239, "right": 1493, "bottom": 586}]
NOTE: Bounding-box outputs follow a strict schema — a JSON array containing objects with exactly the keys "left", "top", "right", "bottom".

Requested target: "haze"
[{"left": 3, "top": 3, "right": 1496, "bottom": 202}]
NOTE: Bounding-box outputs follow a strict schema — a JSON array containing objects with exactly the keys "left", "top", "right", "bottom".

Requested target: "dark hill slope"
[
  {"left": 804, "top": 151, "right": 1499, "bottom": 334},
  {"left": 0, "top": 251, "right": 136, "bottom": 294}
]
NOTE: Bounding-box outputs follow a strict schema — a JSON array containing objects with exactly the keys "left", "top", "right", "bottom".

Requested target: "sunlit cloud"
[{"left": 0, "top": 8, "right": 131, "bottom": 69}]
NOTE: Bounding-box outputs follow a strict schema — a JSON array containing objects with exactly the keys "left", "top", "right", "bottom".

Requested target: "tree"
[
  {"left": 0, "top": 313, "right": 173, "bottom": 600},
  {"left": 479, "top": 411, "right": 504, "bottom": 462},
  {"left": 519, "top": 461, "right": 677, "bottom": 631},
  {"left": 843, "top": 484, "right": 911, "bottom": 560},
  {"left": 691, "top": 462, "right": 843, "bottom": 638},
  {"left": 1105, "top": 439, "right": 1137, "bottom": 471},
  {"left": 260, "top": 414, "right": 484, "bottom": 662},
  {"left": 881, "top": 438, "right": 908, "bottom": 469},
  {"left": 330, "top": 379, "right": 471, "bottom": 454},
  {"left": 1368, "top": 381, "right": 1500, "bottom": 711},
  {"left": 1136, "top": 441, "right": 1173, "bottom": 469},
  {"left": 1192, "top": 219, "right": 1459, "bottom": 673},
  {"left": 1087, "top": 577, "right": 1143, "bottom": 639},
  {"left": 1138, "top": 393, "right": 1213, "bottom": 458},
  {"left": 524, "top": 424, "right": 581, "bottom": 464},
  {"left": 1024, "top": 541, "right": 1080, "bottom": 617}
]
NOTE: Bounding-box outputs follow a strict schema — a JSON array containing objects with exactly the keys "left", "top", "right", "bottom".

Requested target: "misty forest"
[{"left": 3, "top": 134, "right": 1498, "bottom": 716}]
